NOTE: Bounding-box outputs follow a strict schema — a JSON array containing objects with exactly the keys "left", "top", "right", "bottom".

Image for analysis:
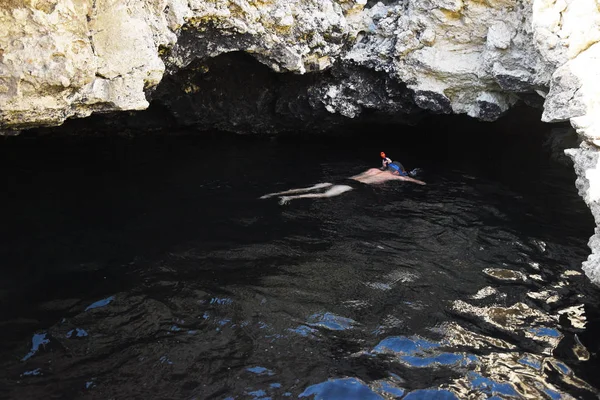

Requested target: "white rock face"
[
  {"left": 537, "top": 0, "right": 600, "bottom": 286},
  {"left": 565, "top": 144, "right": 600, "bottom": 285},
  {"left": 0, "top": 0, "right": 595, "bottom": 128},
  {"left": 0, "top": 0, "right": 555, "bottom": 128},
  {"left": 0, "top": 0, "right": 186, "bottom": 128},
  {"left": 1, "top": 1, "right": 600, "bottom": 281}
]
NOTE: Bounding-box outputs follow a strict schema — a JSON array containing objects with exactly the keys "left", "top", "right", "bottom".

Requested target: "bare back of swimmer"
[
  {"left": 260, "top": 168, "right": 425, "bottom": 205},
  {"left": 350, "top": 168, "right": 426, "bottom": 185}
]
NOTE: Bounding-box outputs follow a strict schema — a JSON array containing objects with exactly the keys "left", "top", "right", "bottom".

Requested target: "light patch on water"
[
  {"left": 544, "top": 387, "right": 563, "bottom": 400},
  {"left": 373, "top": 336, "right": 439, "bottom": 355},
  {"left": 216, "top": 318, "right": 231, "bottom": 329},
  {"left": 530, "top": 274, "right": 544, "bottom": 281},
  {"left": 468, "top": 372, "right": 519, "bottom": 397},
  {"left": 22, "top": 333, "right": 50, "bottom": 361},
  {"left": 85, "top": 296, "right": 115, "bottom": 311},
  {"left": 370, "top": 335, "right": 476, "bottom": 367},
  {"left": 532, "top": 239, "right": 547, "bottom": 253},
  {"left": 210, "top": 297, "right": 233, "bottom": 305},
  {"left": 527, "top": 327, "right": 562, "bottom": 338},
  {"left": 299, "top": 377, "right": 383, "bottom": 399},
  {"left": 365, "top": 270, "right": 417, "bottom": 291},
  {"left": 545, "top": 358, "right": 598, "bottom": 395},
  {"left": 453, "top": 301, "right": 564, "bottom": 354},
  {"left": 247, "top": 389, "right": 268, "bottom": 399},
  {"left": 364, "top": 282, "right": 392, "bottom": 291},
  {"left": 341, "top": 300, "right": 370, "bottom": 309},
  {"left": 403, "top": 300, "right": 426, "bottom": 311},
  {"left": 403, "top": 389, "right": 458, "bottom": 399},
  {"left": 374, "top": 381, "right": 405, "bottom": 398},
  {"left": 518, "top": 356, "right": 542, "bottom": 370},
  {"left": 561, "top": 270, "right": 582, "bottom": 277},
  {"left": 307, "top": 312, "right": 356, "bottom": 331},
  {"left": 527, "top": 290, "right": 560, "bottom": 303},
  {"left": 257, "top": 321, "right": 269, "bottom": 329},
  {"left": 66, "top": 328, "right": 89, "bottom": 338},
  {"left": 399, "top": 353, "right": 476, "bottom": 368},
  {"left": 446, "top": 352, "right": 580, "bottom": 399},
  {"left": 440, "top": 322, "right": 517, "bottom": 351},
  {"left": 385, "top": 270, "right": 418, "bottom": 284},
  {"left": 372, "top": 315, "right": 403, "bottom": 336},
  {"left": 159, "top": 355, "right": 173, "bottom": 365},
  {"left": 21, "top": 368, "right": 42, "bottom": 377},
  {"left": 553, "top": 360, "right": 571, "bottom": 375},
  {"left": 289, "top": 325, "right": 318, "bottom": 337},
  {"left": 572, "top": 334, "right": 590, "bottom": 361},
  {"left": 453, "top": 300, "right": 556, "bottom": 331},
  {"left": 470, "top": 286, "right": 498, "bottom": 300},
  {"left": 557, "top": 304, "right": 586, "bottom": 329},
  {"left": 528, "top": 261, "right": 540, "bottom": 270},
  {"left": 247, "top": 366, "right": 274, "bottom": 376}
]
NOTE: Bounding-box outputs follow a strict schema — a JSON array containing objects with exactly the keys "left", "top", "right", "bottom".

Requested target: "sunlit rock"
[
  {"left": 0, "top": 0, "right": 589, "bottom": 129},
  {"left": 470, "top": 286, "right": 501, "bottom": 300}
]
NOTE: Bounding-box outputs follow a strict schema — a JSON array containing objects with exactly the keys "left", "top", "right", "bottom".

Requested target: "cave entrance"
[{"left": 3, "top": 57, "right": 600, "bottom": 397}]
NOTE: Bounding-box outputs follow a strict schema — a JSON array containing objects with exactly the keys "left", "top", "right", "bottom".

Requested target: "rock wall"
[
  {"left": 0, "top": 0, "right": 553, "bottom": 129},
  {"left": 535, "top": 0, "right": 600, "bottom": 287},
  {"left": 1, "top": 0, "right": 600, "bottom": 283}
]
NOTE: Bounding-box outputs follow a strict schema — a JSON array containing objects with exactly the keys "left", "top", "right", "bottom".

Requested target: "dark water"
[{"left": 1, "top": 119, "right": 600, "bottom": 399}]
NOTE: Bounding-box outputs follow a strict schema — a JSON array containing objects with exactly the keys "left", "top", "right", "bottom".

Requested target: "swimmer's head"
[{"left": 380, "top": 152, "right": 386, "bottom": 158}]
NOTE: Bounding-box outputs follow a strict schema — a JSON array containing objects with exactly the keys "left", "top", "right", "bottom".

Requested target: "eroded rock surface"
[{"left": 0, "top": 0, "right": 581, "bottom": 130}]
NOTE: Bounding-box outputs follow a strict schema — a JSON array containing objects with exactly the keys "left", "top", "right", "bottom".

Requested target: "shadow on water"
[{"left": 1, "top": 108, "right": 600, "bottom": 399}]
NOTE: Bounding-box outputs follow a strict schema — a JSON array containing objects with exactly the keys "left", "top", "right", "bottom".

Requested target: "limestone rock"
[
  {"left": 565, "top": 144, "right": 600, "bottom": 285},
  {"left": 0, "top": 0, "right": 596, "bottom": 133},
  {"left": 0, "top": 0, "right": 183, "bottom": 128},
  {"left": 0, "top": 0, "right": 558, "bottom": 129},
  {"left": 345, "top": 0, "right": 548, "bottom": 120}
]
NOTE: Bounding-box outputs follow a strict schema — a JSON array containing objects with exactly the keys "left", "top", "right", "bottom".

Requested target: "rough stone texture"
[
  {"left": 0, "top": 0, "right": 559, "bottom": 130},
  {"left": 2, "top": 0, "right": 600, "bottom": 283},
  {"left": 537, "top": 0, "right": 600, "bottom": 287},
  {"left": 345, "top": 0, "right": 550, "bottom": 121},
  {"left": 565, "top": 144, "right": 600, "bottom": 285},
  {"left": 0, "top": 0, "right": 185, "bottom": 129},
  {"left": 0, "top": 0, "right": 595, "bottom": 129}
]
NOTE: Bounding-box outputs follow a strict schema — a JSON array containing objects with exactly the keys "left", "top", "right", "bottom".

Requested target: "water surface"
[{"left": 1, "top": 127, "right": 599, "bottom": 399}]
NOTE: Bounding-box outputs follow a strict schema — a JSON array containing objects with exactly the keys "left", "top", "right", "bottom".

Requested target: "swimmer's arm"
[{"left": 394, "top": 175, "right": 426, "bottom": 185}]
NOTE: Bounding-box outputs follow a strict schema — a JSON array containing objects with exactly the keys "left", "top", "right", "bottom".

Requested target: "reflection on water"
[{"left": 0, "top": 133, "right": 599, "bottom": 399}]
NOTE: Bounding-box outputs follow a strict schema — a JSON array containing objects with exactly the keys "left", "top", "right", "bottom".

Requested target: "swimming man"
[{"left": 260, "top": 154, "right": 425, "bottom": 204}]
